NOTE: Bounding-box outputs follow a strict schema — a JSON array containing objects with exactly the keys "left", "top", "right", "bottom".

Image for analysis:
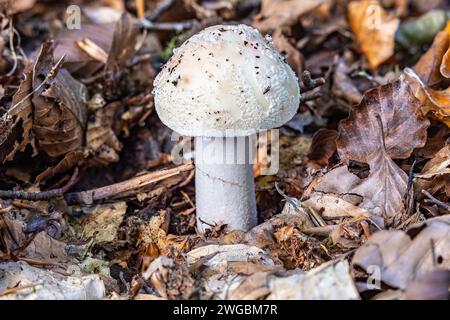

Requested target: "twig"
[
  {"left": 0, "top": 168, "right": 79, "bottom": 201},
  {"left": 300, "top": 70, "right": 325, "bottom": 91},
  {"left": 405, "top": 160, "right": 416, "bottom": 213},
  {"left": 145, "top": 0, "right": 176, "bottom": 22},
  {"left": 0, "top": 283, "right": 43, "bottom": 297},
  {"left": 422, "top": 190, "right": 450, "bottom": 211},
  {"left": 139, "top": 20, "right": 198, "bottom": 32},
  {"left": 300, "top": 70, "right": 325, "bottom": 103},
  {"left": 65, "top": 163, "right": 194, "bottom": 205},
  {"left": 6, "top": 16, "right": 18, "bottom": 76},
  {"left": 302, "top": 225, "right": 337, "bottom": 236}
]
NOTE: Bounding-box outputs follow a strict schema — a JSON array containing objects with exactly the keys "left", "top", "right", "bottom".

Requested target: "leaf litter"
[{"left": 0, "top": 0, "right": 449, "bottom": 300}]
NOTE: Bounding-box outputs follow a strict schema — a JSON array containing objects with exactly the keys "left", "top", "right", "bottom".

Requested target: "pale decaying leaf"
[
  {"left": 0, "top": 261, "right": 105, "bottom": 300},
  {"left": 71, "top": 202, "right": 127, "bottom": 244},
  {"left": 186, "top": 244, "right": 277, "bottom": 273},
  {"left": 347, "top": 0, "right": 400, "bottom": 69},
  {"left": 228, "top": 260, "right": 360, "bottom": 300},
  {"left": 2, "top": 215, "right": 69, "bottom": 263},
  {"left": 267, "top": 260, "right": 359, "bottom": 300},
  {"left": 253, "top": 0, "right": 324, "bottom": 32},
  {"left": 86, "top": 99, "right": 122, "bottom": 165},
  {"left": 140, "top": 256, "right": 195, "bottom": 300},
  {"left": 352, "top": 215, "right": 450, "bottom": 290},
  {"left": 303, "top": 194, "right": 371, "bottom": 220},
  {"left": 351, "top": 150, "right": 408, "bottom": 223}
]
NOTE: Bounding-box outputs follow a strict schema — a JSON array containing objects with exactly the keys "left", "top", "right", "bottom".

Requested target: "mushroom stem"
[{"left": 195, "top": 136, "right": 257, "bottom": 231}]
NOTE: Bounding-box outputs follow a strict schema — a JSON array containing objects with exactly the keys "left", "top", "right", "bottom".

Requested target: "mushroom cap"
[{"left": 153, "top": 24, "right": 300, "bottom": 137}]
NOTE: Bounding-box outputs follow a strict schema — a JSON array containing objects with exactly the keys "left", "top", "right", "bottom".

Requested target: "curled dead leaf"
[
  {"left": 1, "top": 69, "right": 35, "bottom": 162},
  {"left": 32, "top": 42, "right": 88, "bottom": 157},
  {"left": 412, "top": 21, "right": 450, "bottom": 86},
  {"left": 307, "top": 129, "right": 338, "bottom": 168}
]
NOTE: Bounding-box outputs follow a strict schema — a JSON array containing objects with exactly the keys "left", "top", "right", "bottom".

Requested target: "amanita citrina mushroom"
[{"left": 153, "top": 24, "right": 300, "bottom": 231}]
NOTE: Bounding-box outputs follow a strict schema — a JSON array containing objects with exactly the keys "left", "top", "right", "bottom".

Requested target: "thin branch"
[
  {"left": 139, "top": 20, "right": 197, "bottom": 32},
  {"left": 65, "top": 163, "right": 194, "bottom": 205},
  {"left": 0, "top": 283, "right": 43, "bottom": 297},
  {"left": 422, "top": 190, "right": 450, "bottom": 211},
  {"left": 145, "top": 0, "right": 176, "bottom": 22},
  {"left": 0, "top": 168, "right": 79, "bottom": 201}
]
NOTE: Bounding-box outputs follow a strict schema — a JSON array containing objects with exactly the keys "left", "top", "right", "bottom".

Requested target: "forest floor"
[{"left": 0, "top": 0, "right": 449, "bottom": 300}]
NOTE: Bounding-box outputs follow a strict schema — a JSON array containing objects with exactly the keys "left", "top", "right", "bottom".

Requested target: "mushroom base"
[{"left": 195, "top": 136, "right": 257, "bottom": 231}]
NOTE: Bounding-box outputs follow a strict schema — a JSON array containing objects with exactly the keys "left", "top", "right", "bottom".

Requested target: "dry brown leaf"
[
  {"left": 404, "top": 68, "right": 450, "bottom": 127},
  {"left": 55, "top": 23, "right": 115, "bottom": 77},
  {"left": 253, "top": 0, "right": 324, "bottom": 32},
  {"left": 272, "top": 30, "right": 303, "bottom": 76},
  {"left": 86, "top": 100, "right": 122, "bottom": 165},
  {"left": 352, "top": 215, "right": 450, "bottom": 290},
  {"left": 405, "top": 22, "right": 450, "bottom": 127},
  {"left": 414, "top": 143, "right": 450, "bottom": 198},
  {"left": 348, "top": 0, "right": 400, "bottom": 69},
  {"left": 307, "top": 129, "right": 338, "bottom": 168},
  {"left": 32, "top": 42, "right": 88, "bottom": 157},
  {"left": 76, "top": 38, "right": 109, "bottom": 64},
  {"left": 1, "top": 69, "right": 35, "bottom": 162},
  {"left": 331, "top": 58, "right": 363, "bottom": 105},
  {"left": 413, "top": 21, "right": 450, "bottom": 86},
  {"left": 9, "top": 0, "right": 36, "bottom": 12},
  {"left": 2, "top": 215, "right": 69, "bottom": 263},
  {"left": 337, "top": 80, "right": 429, "bottom": 164},
  {"left": 106, "top": 13, "right": 140, "bottom": 70},
  {"left": 337, "top": 80, "right": 429, "bottom": 224},
  {"left": 416, "top": 144, "right": 450, "bottom": 180}
]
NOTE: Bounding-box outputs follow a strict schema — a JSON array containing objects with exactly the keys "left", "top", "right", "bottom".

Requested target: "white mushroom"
[{"left": 153, "top": 24, "right": 300, "bottom": 231}]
